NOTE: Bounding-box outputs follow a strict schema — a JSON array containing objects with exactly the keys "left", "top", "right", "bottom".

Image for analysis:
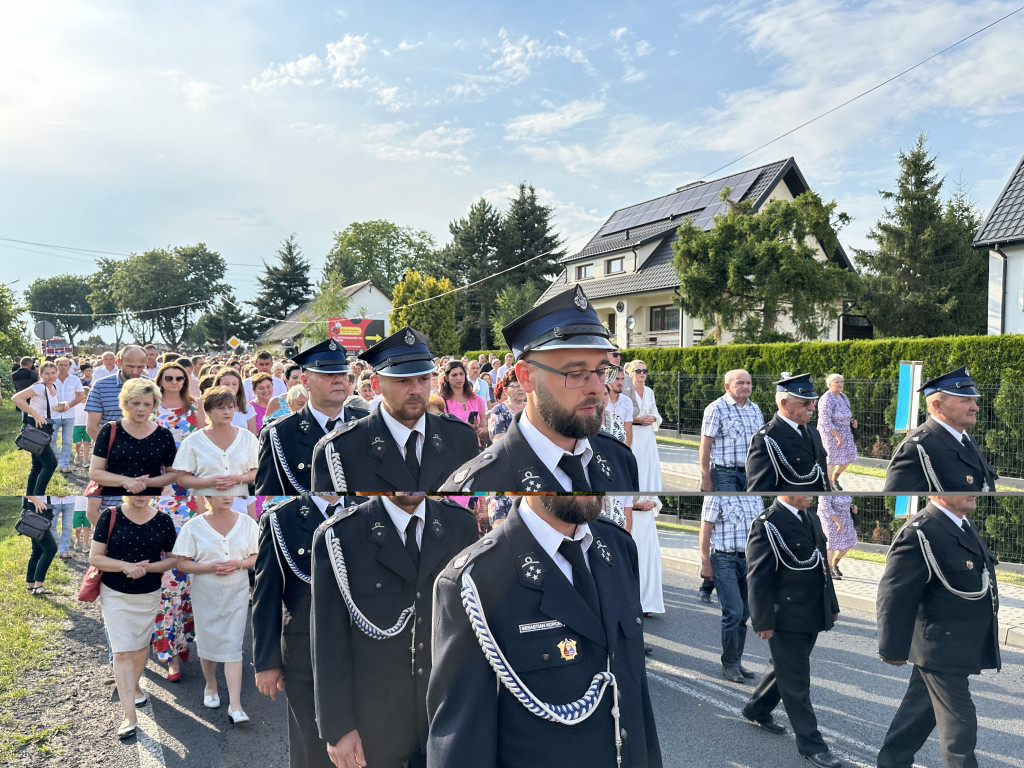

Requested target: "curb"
[{"left": 661, "top": 552, "right": 1024, "bottom": 651}]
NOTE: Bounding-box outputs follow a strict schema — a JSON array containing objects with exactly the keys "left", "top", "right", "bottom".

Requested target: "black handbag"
[
  {"left": 15, "top": 390, "right": 54, "bottom": 456},
  {"left": 16, "top": 501, "right": 54, "bottom": 542}
]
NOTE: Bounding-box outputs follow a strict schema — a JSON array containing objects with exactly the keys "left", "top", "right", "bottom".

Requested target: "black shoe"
[
  {"left": 832, "top": 480, "right": 843, "bottom": 491},
  {"left": 698, "top": 591, "right": 713, "bottom": 604},
  {"left": 833, "top": 565, "right": 843, "bottom": 578},
  {"left": 805, "top": 751, "right": 841, "bottom": 768},
  {"left": 741, "top": 707, "right": 786, "bottom": 734},
  {"left": 722, "top": 666, "right": 746, "bottom": 683},
  {"left": 738, "top": 664, "right": 755, "bottom": 679}
]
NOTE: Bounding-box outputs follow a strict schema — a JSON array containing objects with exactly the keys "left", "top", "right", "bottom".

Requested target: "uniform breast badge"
[
  {"left": 966, "top": 561, "right": 974, "bottom": 569},
  {"left": 557, "top": 638, "right": 579, "bottom": 661},
  {"left": 966, "top": 475, "right": 974, "bottom": 484}
]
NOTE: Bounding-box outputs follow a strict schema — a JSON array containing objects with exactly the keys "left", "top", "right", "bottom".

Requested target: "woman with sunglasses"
[
  {"left": 440, "top": 361, "right": 488, "bottom": 445},
  {"left": 152, "top": 361, "right": 205, "bottom": 682},
  {"left": 624, "top": 359, "right": 665, "bottom": 617}
]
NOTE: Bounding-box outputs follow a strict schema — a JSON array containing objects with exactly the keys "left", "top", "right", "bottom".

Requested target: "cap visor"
[
  {"left": 529, "top": 335, "right": 616, "bottom": 354},
  {"left": 302, "top": 363, "right": 351, "bottom": 374},
  {"left": 375, "top": 360, "right": 438, "bottom": 377}
]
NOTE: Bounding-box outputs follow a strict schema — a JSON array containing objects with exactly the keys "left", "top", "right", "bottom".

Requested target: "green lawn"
[
  {"left": 0, "top": 402, "right": 73, "bottom": 496},
  {"left": 0, "top": 497, "right": 73, "bottom": 760}
]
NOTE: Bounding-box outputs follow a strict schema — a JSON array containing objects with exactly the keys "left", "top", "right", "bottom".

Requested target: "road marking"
[
  {"left": 135, "top": 699, "right": 169, "bottom": 768},
  {"left": 646, "top": 659, "right": 929, "bottom": 768}
]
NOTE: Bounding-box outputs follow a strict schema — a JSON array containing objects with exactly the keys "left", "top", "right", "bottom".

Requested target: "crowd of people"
[{"left": 5, "top": 284, "right": 1002, "bottom": 768}]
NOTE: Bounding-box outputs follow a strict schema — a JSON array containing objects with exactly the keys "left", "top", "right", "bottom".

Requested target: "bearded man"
[
  {"left": 426, "top": 494, "right": 662, "bottom": 768},
  {"left": 440, "top": 285, "right": 639, "bottom": 493}
]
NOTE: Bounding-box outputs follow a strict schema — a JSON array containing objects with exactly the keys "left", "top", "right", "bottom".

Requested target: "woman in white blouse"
[{"left": 172, "top": 387, "right": 258, "bottom": 516}]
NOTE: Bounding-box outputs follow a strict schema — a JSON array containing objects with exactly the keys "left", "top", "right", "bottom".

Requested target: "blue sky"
[{"left": 2, "top": 0, "right": 1023, "bottom": 339}]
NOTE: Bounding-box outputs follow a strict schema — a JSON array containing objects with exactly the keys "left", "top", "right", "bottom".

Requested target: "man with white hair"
[
  {"left": 744, "top": 374, "right": 830, "bottom": 492},
  {"left": 882, "top": 367, "right": 996, "bottom": 493}
]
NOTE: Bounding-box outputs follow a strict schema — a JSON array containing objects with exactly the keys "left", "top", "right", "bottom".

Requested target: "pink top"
[
  {"left": 249, "top": 399, "right": 269, "bottom": 432},
  {"left": 443, "top": 394, "right": 487, "bottom": 429}
]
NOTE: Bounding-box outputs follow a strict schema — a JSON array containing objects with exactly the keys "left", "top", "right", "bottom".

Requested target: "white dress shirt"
[
  {"left": 518, "top": 411, "right": 593, "bottom": 491},
  {"left": 519, "top": 498, "right": 593, "bottom": 584},
  {"left": 382, "top": 496, "right": 426, "bottom": 547},
  {"left": 379, "top": 407, "right": 425, "bottom": 463}
]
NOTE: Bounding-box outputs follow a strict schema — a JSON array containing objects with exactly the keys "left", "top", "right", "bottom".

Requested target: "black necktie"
[
  {"left": 798, "top": 508, "right": 815, "bottom": 536},
  {"left": 558, "top": 539, "right": 601, "bottom": 618},
  {"left": 325, "top": 502, "right": 340, "bottom": 519},
  {"left": 325, "top": 418, "right": 339, "bottom": 434},
  {"left": 558, "top": 454, "right": 592, "bottom": 492},
  {"left": 404, "top": 432, "right": 420, "bottom": 487},
  {"left": 405, "top": 517, "right": 420, "bottom": 568}
]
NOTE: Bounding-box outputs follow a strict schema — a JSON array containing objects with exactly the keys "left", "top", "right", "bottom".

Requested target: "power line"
[{"left": 698, "top": 4, "right": 1024, "bottom": 180}]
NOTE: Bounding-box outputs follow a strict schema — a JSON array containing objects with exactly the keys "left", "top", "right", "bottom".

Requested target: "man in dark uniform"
[
  {"left": 256, "top": 339, "right": 368, "bottom": 496},
  {"left": 252, "top": 494, "right": 346, "bottom": 768},
  {"left": 745, "top": 374, "right": 831, "bottom": 493},
  {"left": 310, "top": 494, "right": 479, "bottom": 768},
  {"left": 876, "top": 494, "right": 1000, "bottom": 768},
  {"left": 440, "top": 285, "right": 638, "bottom": 493},
  {"left": 742, "top": 495, "right": 842, "bottom": 768},
  {"left": 310, "top": 327, "right": 479, "bottom": 493},
  {"left": 882, "top": 367, "right": 997, "bottom": 493},
  {"left": 427, "top": 495, "right": 662, "bottom": 767}
]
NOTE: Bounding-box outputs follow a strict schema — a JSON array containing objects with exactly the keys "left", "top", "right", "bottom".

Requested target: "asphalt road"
[{"left": 117, "top": 564, "right": 1024, "bottom": 768}]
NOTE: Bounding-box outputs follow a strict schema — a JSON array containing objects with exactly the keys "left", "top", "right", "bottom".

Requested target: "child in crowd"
[
  {"left": 72, "top": 385, "right": 91, "bottom": 466},
  {"left": 72, "top": 494, "right": 92, "bottom": 552}
]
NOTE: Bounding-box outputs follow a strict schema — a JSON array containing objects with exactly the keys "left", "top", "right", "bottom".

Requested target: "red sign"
[{"left": 328, "top": 318, "right": 386, "bottom": 354}]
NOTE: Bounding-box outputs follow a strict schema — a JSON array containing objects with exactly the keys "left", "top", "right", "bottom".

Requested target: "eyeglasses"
[
  {"left": 525, "top": 360, "right": 621, "bottom": 389},
  {"left": 163, "top": 376, "right": 185, "bottom": 382},
  {"left": 633, "top": 368, "right": 648, "bottom": 374}
]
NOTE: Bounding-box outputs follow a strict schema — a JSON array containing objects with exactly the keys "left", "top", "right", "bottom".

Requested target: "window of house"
[
  {"left": 606, "top": 257, "right": 624, "bottom": 274},
  {"left": 576, "top": 263, "right": 594, "bottom": 280},
  {"left": 650, "top": 305, "right": 680, "bottom": 332}
]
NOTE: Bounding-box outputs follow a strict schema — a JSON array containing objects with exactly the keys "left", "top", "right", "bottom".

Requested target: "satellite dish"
[
  {"left": 625, "top": 315, "right": 636, "bottom": 331},
  {"left": 34, "top": 320, "right": 56, "bottom": 339}
]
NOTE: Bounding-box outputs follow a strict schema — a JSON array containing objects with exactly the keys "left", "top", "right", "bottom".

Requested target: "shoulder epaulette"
[
  {"left": 446, "top": 450, "right": 499, "bottom": 490},
  {"left": 450, "top": 533, "right": 499, "bottom": 570}
]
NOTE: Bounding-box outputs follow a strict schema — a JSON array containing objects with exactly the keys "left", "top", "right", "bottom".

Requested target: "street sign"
[
  {"left": 227, "top": 336, "right": 241, "bottom": 350},
  {"left": 328, "top": 318, "right": 386, "bottom": 354},
  {"left": 34, "top": 320, "right": 56, "bottom": 339}
]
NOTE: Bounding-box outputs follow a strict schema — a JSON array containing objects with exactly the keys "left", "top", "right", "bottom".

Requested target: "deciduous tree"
[
  {"left": 25, "top": 274, "right": 97, "bottom": 348},
  {"left": 390, "top": 270, "right": 458, "bottom": 355},
  {"left": 322, "top": 220, "right": 436, "bottom": 296}
]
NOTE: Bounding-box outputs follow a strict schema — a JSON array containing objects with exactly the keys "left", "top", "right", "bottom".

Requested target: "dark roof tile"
[{"left": 975, "top": 153, "right": 1024, "bottom": 248}]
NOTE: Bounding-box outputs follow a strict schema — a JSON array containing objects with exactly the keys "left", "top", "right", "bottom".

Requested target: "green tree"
[
  {"left": 390, "top": 269, "right": 458, "bottom": 355},
  {"left": 102, "top": 244, "right": 227, "bottom": 347},
  {"left": 322, "top": 220, "right": 436, "bottom": 296},
  {"left": 673, "top": 188, "right": 856, "bottom": 343},
  {"left": 856, "top": 134, "right": 986, "bottom": 337},
  {"left": 306, "top": 274, "right": 353, "bottom": 343},
  {"left": 88, "top": 258, "right": 131, "bottom": 349},
  {"left": 502, "top": 183, "right": 565, "bottom": 285},
  {"left": 249, "top": 233, "right": 314, "bottom": 334},
  {"left": 0, "top": 282, "right": 34, "bottom": 363},
  {"left": 190, "top": 291, "right": 260, "bottom": 350},
  {"left": 25, "top": 274, "right": 97, "bottom": 348},
  {"left": 489, "top": 282, "right": 542, "bottom": 347}
]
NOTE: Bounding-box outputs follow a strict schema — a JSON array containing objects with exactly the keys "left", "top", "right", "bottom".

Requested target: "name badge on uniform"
[{"left": 519, "top": 619, "right": 564, "bottom": 634}]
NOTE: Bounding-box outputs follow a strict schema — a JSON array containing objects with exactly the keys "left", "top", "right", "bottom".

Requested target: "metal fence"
[
  {"left": 659, "top": 495, "right": 1024, "bottom": 564},
  {"left": 646, "top": 372, "right": 1024, "bottom": 478}
]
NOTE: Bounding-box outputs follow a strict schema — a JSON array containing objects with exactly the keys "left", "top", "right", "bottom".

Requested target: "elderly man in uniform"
[
  {"left": 742, "top": 495, "right": 842, "bottom": 768},
  {"left": 440, "top": 285, "right": 638, "bottom": 493},
  {"left": 745, "top": 374, "right": 831, "bottom": 493},
  {"left": 255, "top": 340, "right": 368, "bottom": 496},
  {"left": 882, "top": 367, "right": 997, "bottom": 493},
  {"left": 427, "top": 494, "right": 662, "bottom": 767},
  {"left": 310, "top": 493, "right": 479, "bottom": 768},
  {"left": 252, "top": 494, "right": 344, "bottom": 768},
  {"left": 875, "top": 494, "right": 999, "bottom": 768},
  {"left": 310, "top": 327, "right": 479, "bottom": 493}
]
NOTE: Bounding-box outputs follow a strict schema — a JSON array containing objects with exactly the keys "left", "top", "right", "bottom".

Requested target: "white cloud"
[
  {"left": 609, "top": 27, "right": 652, "bottom": 83},
  {"left": 158, "top": 70, "right": 221, "bottom": 110},
  {"left": 248, "top": 53, "right": 324, "bottom": 91},
  {"left": 363, "top": 122, "right": 474, "bottom": 170},
  {"left": 610, "top": 27, "right": 629, "bottom": 42},
  {"left": 504, "top": 99, "right": 606, "bottom": 140},
  {"left": 326, "top": 34, "right": 369, "bottom": 86},
  {"left": 382, "top": 39, "right": 423, "bottom": 55}
]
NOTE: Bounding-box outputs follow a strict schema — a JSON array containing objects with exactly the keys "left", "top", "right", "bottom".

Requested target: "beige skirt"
[{"left": 100, "top": 583, "right": 161, "bottom": 653}]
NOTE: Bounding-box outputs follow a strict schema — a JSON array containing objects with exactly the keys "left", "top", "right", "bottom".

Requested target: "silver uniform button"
[
  {"left": 635, "top": 617, "right": 642, "bottom": 625},
  {"left": 297, "top": 548, "right": 305, "bottom": 555},
  {"left": 298, "top": 462, "right": 305, "bottom": 470}
]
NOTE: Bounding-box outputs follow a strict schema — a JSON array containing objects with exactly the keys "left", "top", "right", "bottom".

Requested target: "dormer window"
[{"left": 576, "top": 264, "right": 594, "bottom": 280}]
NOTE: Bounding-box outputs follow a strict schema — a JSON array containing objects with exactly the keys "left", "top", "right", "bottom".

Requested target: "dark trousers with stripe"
[{"left": 877, "top": 665, "right": 978, "bottom": 768}]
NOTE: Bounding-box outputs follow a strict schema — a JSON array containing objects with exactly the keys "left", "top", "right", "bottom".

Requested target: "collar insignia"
[
  {"left": 432, "top": 432, "right": 443, "bottom": 452},
  {"left": 298, "top": 419, "right": 310, "bottom": 433},
  {"left": 557, "top": 638, "right": 579, "bottom": 661},
  {"left": 371, "top": 436, "right": 387, "bottom": 456},
  {"left": 572, "top": 285, "right": 588, "bottom": 311},
  {"left": 404, "top": 329, "right": 416, "bottom": 346},
  {"left": 519, "top": 468, "right": 545, "bottom": 492},
  {"left": 431, "top": 518, "right": 443, "bottom": 537},
  {"left": 594, "top": 453, "right": 613, "bottom": 478},
  {"left": 371, "top": 521, "right": 387, "bottom": 539},
  {"left": 593, "top": 538, "right": 614, "bottom": 565},
  {"left": 519, "top": 554, "right": 545, "bottom": 584},
  {"left": 298, "top": 504, "right": 310, "bottom": 519}
]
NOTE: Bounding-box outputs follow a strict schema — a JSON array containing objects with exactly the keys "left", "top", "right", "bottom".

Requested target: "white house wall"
[{"left": 990, "top": 245, "right": 1024, "bottom": 335}]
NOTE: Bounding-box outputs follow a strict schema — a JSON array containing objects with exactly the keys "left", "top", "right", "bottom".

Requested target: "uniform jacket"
[
  {"left": 310, "top": 496, "right": 479, "bottom": 761},
  {"left": 876, "top": 503, "right": 1000, "bottom": 674},
  {"left": 882, "top": 417, "right": 997, "bottom": 493},
  {"left": 252, "top": 495, "right": 331, "bottom": 678},
  {"left": 438, "top": 412, "right": 640, "bottom": 493},
  {"left": 746, "top": 500, "right": 840, "bottom": 634},
  {"left": 745, "top": 414, "right": 831, "bottom": 493},
  {"left": 309, "top": 407, "right": 479, "bottom": 493},
  {"left": 426, "top": 504, "right": 662, "bottom": 768},
  {"left": 255, "top": 403, "right": 368, "bottom": 496}
]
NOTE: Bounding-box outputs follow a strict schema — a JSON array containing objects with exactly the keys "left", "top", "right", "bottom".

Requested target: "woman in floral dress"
[{"left": 152, "top": 360, "right": 204, "bottom": 681}]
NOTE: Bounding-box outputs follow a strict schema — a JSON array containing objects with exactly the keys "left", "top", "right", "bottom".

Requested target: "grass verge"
[
  {"left": 0, "top": 402, "right": 73, "bottom": 496},
  {"left": 656, "top": 436, "right": 700, "bottom": 449},
  {"left": 0, "top": 497, "right": 73, "bottom": 761}
]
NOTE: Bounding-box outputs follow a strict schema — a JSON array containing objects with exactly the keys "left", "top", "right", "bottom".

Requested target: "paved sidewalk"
[{"left": 658, "top": 527, "right": 1024, "bottom": 650}]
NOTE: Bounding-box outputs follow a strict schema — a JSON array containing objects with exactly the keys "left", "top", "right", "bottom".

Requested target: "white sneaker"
[
  {"left": 227, "top": 708, "right": 249, "bottom": 724},
  {"left": 203, "top": 692, "right": 220, "bottom": 709}
]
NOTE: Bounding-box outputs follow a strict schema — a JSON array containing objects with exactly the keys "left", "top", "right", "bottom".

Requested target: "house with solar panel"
[
  {"left": 975, "top": 152, "right": 1024, "bottom": 335},
  {"left": 538, "top": 157, "right": 861, "bottom": 348}
]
